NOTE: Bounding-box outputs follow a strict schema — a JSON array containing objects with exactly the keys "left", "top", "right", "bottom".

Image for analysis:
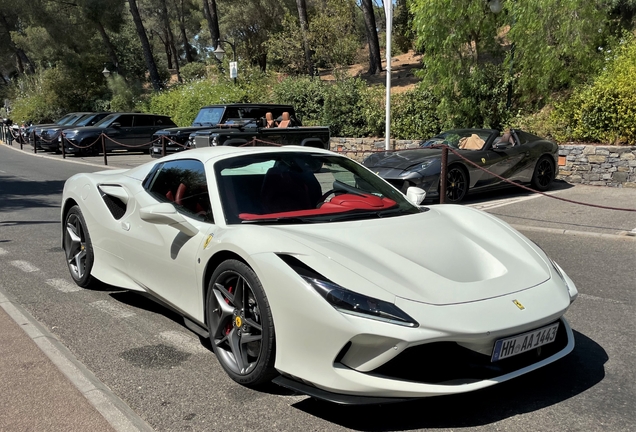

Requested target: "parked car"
[
  {"left": 61, "top": 112, "right": 176, "bottom": 155},
  {"left": 40, "top": 112, "right": 111, "bottom": 152},
  {"left": 28, "top": 113, "right": 90, "bottom": 149},
  {"left": 363, "top": 128, "right": 558, "bottom": 203},
  {"left": 61, "top": 145, "right": 577, "bottom": 403},
  {"left": 150, "top": 104, "right": 329, "bottom": 158}
]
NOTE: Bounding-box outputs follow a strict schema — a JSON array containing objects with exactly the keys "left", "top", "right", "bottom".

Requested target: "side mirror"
[
  {"left": 111, "top": 122, "right": 121, "bottom": 128},
  {"left": 406, "top": 186, "right": 426, "bottom": 206},
  {"left": 139, "top": 203, "right": 199, "bottom": 237}
]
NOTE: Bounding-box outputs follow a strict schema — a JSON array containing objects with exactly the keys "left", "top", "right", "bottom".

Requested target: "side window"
[
  {"left": 134, "top": 115, "right": 154, "bottom": 127},
  {"left": 145, "top": 159, "right": 213, "bottom": 222},
  {"left": 115, "top": 115, "right": 134, "bottom": 127}
]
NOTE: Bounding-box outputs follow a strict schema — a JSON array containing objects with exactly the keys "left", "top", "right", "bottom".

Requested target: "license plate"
[
  {"left": 153, "top": 148, "right": 161, "bottom": 153},
  {"left": 491, "top": 322, "right": 559, "bottom": 362}
]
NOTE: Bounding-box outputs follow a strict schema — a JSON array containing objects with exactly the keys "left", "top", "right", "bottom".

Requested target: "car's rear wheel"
[
  {"left": 63, "top": 205, "right": 96, "bottom": 288},
  {"left": 532, "top": 156, "right": 555, "bottom": 191},
  {"left": 206, "top": 260, "right": 276, "bottom": 387},
  {"left": 444, "top": 165, "right": 469, "bottom": 203}
]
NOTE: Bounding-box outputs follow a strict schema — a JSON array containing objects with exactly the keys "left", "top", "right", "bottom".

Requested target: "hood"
[
  {"left": 154, "top": 126, "right": 213, "bottom": 136},
  {"left": 268, "top": 205, "right": 550, "bottom": 305},
  {"left": 364, "top": 149, "right": 442, "bottom": 171}
]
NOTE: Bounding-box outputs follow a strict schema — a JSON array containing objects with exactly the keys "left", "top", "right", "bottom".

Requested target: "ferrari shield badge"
[
  {"left": 481, "top": 157, "right": 486, "bottom": 164},
  {"left": 513, "top": 300, "right": 525, "bottom": 310},
  {"left": 203, "top": 234, "right": 214, "bottom": 249}
]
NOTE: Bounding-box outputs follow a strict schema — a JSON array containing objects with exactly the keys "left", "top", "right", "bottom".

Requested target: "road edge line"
[
  {"left": 0, "top": 290, "right": 154, "bottom": 432},
  {"left": 511, "top": 224, "right": 636, "bottom": 240}
]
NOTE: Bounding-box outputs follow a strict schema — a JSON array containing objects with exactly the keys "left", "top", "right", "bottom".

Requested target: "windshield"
[
  {"left": 421, "top": 129, "right": 493, "bottom": 150},
  {"left": 215, "top": 152, "right": 421, "bottom": 225},
  {"left": 193, "top": 107, "right": 225, "bottom": 126},
  {"left": 93, "top": 114, "right": 117, "bottom": 127},
  {"left": 76, "top": 114, "right": 99, "bottom": 126},
  {"left": 54, "top": 114, "right": 75, "bottom": 125}
]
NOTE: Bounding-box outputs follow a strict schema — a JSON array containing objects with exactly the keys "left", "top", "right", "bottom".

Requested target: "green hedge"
[{"left": 549, "top": 37, "right": 636, "bottom": 144}]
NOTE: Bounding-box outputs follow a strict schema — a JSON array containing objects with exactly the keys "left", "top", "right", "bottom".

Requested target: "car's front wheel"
[
  {"left": 531, "top": 156, "right": 555, "bottom": 191},
  {"left": 63, "top": 205, "right": 96, "bottom": 288},
  {"left": 206, "top": 260, "right": 276, "bottom": 387},
  {"left": 444, "top": 165, "right": 469, "bottom": 203}
]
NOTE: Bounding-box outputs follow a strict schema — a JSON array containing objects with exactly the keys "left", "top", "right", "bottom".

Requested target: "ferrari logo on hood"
[
  {"left": 513, "top": 300, "right": 525, "bottom": 310},
  {"left": 203, "top": 234, "right": 214, "bottom": 249}
]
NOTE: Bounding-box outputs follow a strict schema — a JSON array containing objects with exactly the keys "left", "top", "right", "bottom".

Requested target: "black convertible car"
[{"left": 363, "top": 129, "right": 558, "bottom": 203}]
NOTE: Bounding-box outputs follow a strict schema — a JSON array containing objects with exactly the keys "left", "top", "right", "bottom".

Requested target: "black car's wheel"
[
  {"left": 531, "top": 156, "right": 555, "bottom": 191},
  {"left": 206, "top": 260, "right": 276, "bottom": 387},
  {"left": 444, "top": 165, "right": 469, "bottom": 203},
  {"left": 63, "top": 205, "right": 96, "bottom": 288}
]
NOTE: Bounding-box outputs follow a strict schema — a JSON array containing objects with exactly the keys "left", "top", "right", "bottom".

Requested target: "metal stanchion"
[
  {"left": 161, "top": 135, "right": 166, "bottom": 157},
  {"left": 32, "top": 130, "right": 37, "bottom": 153},
  {"left": 7, "top": 128, "right": 13, "bottom": 147},
  {"left": 440, "top": 145, "right": 448, "bottom": 204},
  {"left": 61, "top": 134, "right": 66, "bottom": 159},
  {"left": 102, "top": 134, "right": 108, "bottom": 166}
]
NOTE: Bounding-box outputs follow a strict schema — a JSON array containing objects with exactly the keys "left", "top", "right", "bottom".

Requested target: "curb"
[
  {"left": 511, "top": 224, "right": 636, "bottom": 240},
  {"left": 0, "top": 290, "right": 154, "bottom": 432}
]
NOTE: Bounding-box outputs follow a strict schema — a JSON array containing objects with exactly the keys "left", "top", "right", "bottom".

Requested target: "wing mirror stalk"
[
  {"left": 406, "top": 186, "right": 426, "bottom": 206},
  {"left": 139, "top": 203, "right": 199, "bottom": 236}
]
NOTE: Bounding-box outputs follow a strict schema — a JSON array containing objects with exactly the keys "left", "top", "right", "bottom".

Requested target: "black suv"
[
  {"left": 62, "top": 113, "right": 176, "bottom": 155},
  {"left": 40, "top": 112, "right": 111, "bottom": 152}
]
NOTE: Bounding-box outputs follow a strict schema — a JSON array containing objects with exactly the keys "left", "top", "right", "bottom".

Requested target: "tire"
[
  {"left": 63, "top": 205, "right": 97, "bottom": 288},
  {"left": 206, "top": 259, "right": 276, "bottom": 387},
  {"left": 444, "top": 165, "right": 469, "bottom": 203},
  {"left": 531, "top": 156, "right": 555, "bottom": 191}
]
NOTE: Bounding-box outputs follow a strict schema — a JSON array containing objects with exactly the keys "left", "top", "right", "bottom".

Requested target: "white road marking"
[
  {"left": 46, "top": 278, "right": 82, "bottom": 293},
  {"left": 468, "top": 190, "right": 563, "bottom": 211},
  {"left": 158, "top": 330, "right": 209, "bottom": 354},
  {"left": 578, "top": 293, "right": 624, "bottom": 305},
  {"left": 89, "top": 300, "right": 135, "bottom": 319},
  {"left": 10, "top": 260, "right": 39, "bottom": 272},
  {"left": 0, "top": 247, "right": 7, "bottom": 255}
]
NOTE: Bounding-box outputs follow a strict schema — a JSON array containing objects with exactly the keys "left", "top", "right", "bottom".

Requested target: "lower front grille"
[{"left": 368, "top": 319, "right": 568, "bottom": 385}]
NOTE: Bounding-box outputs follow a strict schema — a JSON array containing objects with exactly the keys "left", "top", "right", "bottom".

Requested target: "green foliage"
[
  {"left": 271, "top": 76, "right": 328, "bottom": 124},
  {"left": 309, "top": 0, "right": 361, "bottom": 69},
  {"left": 548, "top": 37, "right": 636, "bottom": 144},
  {"left": 142, "top": 68, "right": 275, "bottom": 126},
  {"left": 391, "top": 86, "right": 441, "bottom": 139},
  {"left": 179, "top": 62, "right": 209, "bottom": 81}
]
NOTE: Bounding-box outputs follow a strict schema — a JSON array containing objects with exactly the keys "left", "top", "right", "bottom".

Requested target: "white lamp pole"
[{"left": 384, "top": 0, "right": 393, "bottom": 150}]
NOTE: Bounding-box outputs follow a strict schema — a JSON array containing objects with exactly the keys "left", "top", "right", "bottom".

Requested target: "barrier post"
[
  {"left": 32, "top": 130, "right": 37, "bottom": 153},
  {"left": 440, "top": 145, "right": 448, "bottom": 204},
  {"left": 7, "top": 127, "right": 13, "bottom": 147},
  {"left": 161, "top": 135, "right": 166, "bottom": 157},
  {"left": 102, "top": 134, "right": 108, "bottom": 166},
  {"left": 61, "top": 134, "right": 66, "bottom": 159},
  {"left": 19, "top": 130, "right": 22, "bottom": 150}
]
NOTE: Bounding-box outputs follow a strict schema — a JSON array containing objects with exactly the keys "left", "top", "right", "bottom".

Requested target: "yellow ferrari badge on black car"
[
  {"left": 481, "top": 157, "right": 486, "bottom": 164},
  {"left": 513, "top": 300, "right": 525, "bottom": 310}
]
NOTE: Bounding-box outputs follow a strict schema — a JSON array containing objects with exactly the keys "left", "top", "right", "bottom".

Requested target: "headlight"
[
  {"left": 303, "top": 276, "right": 419, "bottom": 327},
  {"left": 401, "top": 159, "right": 435, "bottom": 176}
]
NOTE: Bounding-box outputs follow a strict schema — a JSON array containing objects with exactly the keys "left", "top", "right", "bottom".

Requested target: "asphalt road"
[{"left": 1, "top": 144, "right": 635, "bottom": 431}]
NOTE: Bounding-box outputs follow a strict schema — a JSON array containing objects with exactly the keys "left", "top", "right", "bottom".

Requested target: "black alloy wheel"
[
  {"left": 531, "top": 156, "right": 555, "bottom": 191},
  {"left": 63, "top": 205, "right": 96, "bottom": 288},
  {"left": 206, "top": 260, "right": 276, "bottom": 386},
  {"left": 445, "top": 165, "right": 469, "bottom": 203}
]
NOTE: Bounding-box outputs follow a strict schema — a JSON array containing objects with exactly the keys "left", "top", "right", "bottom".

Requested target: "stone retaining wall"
[
  {"left": 329, "top": 138, "right": 636, "bottom": 188},
  {"left": 558, "top": 145, "right": 636, "bottom": 188}
]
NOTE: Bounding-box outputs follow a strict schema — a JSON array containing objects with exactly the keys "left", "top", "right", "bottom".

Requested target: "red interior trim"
[{"left": 239, "top": 194, "right": 396, "bottom": 221}]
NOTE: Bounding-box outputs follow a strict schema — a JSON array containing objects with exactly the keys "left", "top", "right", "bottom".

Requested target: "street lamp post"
[{"left": 214, "top": 39, "right": 237, "bottom": 85}]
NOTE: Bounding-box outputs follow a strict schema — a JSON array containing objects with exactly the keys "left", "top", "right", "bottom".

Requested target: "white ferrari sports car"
[{"left": 62, "top": 145, "right": 578, "bottom": 404}]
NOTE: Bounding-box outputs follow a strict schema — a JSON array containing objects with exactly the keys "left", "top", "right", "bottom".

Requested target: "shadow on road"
[
  {"left": 291, "top": 331, "right": 606, "bottom": 430},
  {"left": 0, "top": 174, "right": 64, "bottom": 210},
  {"left": 461, "top": 179, "right": 574, "bottom": 206}
]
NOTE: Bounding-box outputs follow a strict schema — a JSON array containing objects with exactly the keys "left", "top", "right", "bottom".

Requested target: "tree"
[
  {"left": 409, "top": 0, "right": 607, "bottom": 127},
  {"left": 201, "top": 0, "right": 220, "bottom": 50},
  {"left": 295, "top": 0, "right": 314, "bottom": 76},
  {"left": 361, "top": 0, "right": 382, "bottom": 74},
  {"left": 127, "top": 0, "right": 164, "bottom": 91}
]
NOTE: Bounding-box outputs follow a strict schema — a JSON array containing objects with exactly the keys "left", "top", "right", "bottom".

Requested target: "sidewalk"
[{"left": 0, "top": 289, "right": 155, "bottom": 432}]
